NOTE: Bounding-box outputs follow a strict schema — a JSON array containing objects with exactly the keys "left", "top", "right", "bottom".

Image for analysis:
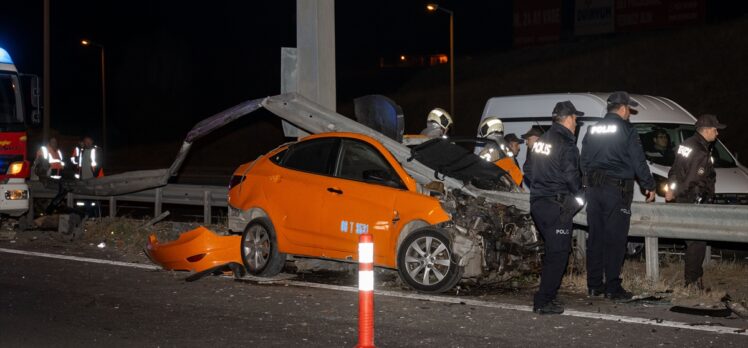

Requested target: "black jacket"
[
  {"left": 580, "top": 113, "right": 655, "bottom": 190},
  {"left": 527, "top": 123, "right": 582, "bottom": 201},
  {"left": 523, "top": 151, "right": 533, "bottom": 189},
  {"left": 667, "top": 133, "right": 716, "bottom": 203}
]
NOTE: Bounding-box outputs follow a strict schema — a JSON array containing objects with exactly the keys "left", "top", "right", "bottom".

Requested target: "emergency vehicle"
[{"left": 0, "top": 46, "right": 40, "bottom": 218}]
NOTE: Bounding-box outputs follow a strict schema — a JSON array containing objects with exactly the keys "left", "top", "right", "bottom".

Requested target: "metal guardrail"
[
  {"left": 484, "top": 190, "right": 748, "bottom": 281},
  {"left": 28, "top": 181, "right": 228, "bottom": 225}
]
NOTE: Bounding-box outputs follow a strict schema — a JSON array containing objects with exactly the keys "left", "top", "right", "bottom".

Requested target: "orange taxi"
[{"left": 227, "top": 132, "right": 462, "bottom": 292}]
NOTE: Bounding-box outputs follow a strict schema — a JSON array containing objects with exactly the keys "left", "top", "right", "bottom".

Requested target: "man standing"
[
  {"left": 521, "top": 127, "right": 543, "bottom": 190},
  {"left": 72, "top": 136, "right": 101, "bottom": 180},
  {"left": 34, "top": 137, "right": 65, "bottom": 179},
  {"left": 665, "top": 114, "right": 726, "bottom": 288},
  {"left": 529, "top": 101, "right": 585, "bottom": 315},
  {"left": 581, "top": 91, "right": 656, "bottom": 300},
  {"left": 504, "top": 133, "right": 524, "bottom": 167}
]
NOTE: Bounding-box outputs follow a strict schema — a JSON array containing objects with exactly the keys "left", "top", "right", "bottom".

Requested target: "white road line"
[
  {"left": 2, "top": 247, "right": 746, "bottom": 336},
  {"left": 0, "top": 247, "right": 161, "bottom": 270}
]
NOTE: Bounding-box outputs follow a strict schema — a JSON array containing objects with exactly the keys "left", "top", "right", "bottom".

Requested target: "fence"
[{"left": 28, "top": 181, "right": 228, "bottom": 225}]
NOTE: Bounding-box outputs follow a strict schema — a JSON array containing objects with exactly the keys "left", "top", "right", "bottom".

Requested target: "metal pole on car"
[{"left": 355, "top": 234, "right": 375, "bottom": 348}]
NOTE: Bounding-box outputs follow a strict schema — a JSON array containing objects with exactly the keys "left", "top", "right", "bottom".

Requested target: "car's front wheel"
[
  {"left": 397, "top": 228, "right": 462, "bottom": 293},
  {"left": 241, "top": 217, "right": 286, "bottom": 276}
]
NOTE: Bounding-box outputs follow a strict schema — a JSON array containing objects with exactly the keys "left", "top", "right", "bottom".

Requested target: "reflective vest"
[
  {"left": 40, "top": 145, "right": 65, "bottom": 179},
  {"left": 71, "top": 146, "right": 99, "bottom": 179}
]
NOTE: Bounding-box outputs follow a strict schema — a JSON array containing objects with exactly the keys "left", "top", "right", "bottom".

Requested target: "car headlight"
[
  {"left": 7, "top": 161, "right": 24, "bottom": 175},
  {"left": 5, "top": 189, "right": 28, "bottom": 200}
]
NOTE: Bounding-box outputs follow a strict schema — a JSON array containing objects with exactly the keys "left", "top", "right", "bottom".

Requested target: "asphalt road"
[{"left": 1, "top": 248, "right": 747, "bottom": 347}]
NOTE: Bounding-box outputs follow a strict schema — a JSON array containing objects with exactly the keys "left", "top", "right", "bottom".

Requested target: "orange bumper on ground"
[{"left": 145, "top": 226, "right": 242, "bottom": 273}]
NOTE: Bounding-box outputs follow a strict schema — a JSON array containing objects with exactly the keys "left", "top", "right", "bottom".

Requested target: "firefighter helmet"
[
  {"left": 478, "top": 117, "right": 504, "bottom": 137},
  {"left": 426, "top": 108, "right": 453, "bottom": 130}
]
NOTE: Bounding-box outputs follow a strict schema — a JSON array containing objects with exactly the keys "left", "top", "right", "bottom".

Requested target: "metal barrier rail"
[
  {"left": 28, "top": 181, "right": 228, "bottom": 225},
  {"left": 484, "top": 190, "right": 748, "bottom": 281}
]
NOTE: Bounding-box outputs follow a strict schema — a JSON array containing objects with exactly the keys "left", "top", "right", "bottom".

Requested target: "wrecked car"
[{"left": 227, "top": 130, "right": 540, "bottom": 293}]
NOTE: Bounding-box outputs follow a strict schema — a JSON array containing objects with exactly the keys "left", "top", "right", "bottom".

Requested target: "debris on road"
[{"left": 145, "top": 226, "right": 242, "bottom": 273}]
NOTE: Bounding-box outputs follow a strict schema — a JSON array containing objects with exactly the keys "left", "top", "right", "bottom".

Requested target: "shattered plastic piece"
[
  {"left": 669, "top": 305, "right": 733, "bottom": 317},
  {"left": 145, "top": 226, "right": 242, "bottom": 273}
]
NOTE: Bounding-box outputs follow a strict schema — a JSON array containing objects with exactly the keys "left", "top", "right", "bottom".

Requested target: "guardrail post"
[
  {"left": 703, "top": 245, "right": 712, "bottom": 266},
  {"left": 109, "top": 196, "right": 116, "bottom": 217},
  {"left": 66, "top": 192, "right": 74, "bottom": 208},
  {"left": 573, "top": 229, "right": 586, "bottom": 263},
  {"left": 154, "top": 188, "right": 163, "bottom": 217},
  {"left": 645, "top": 236, "right": 659, "bottom": 282},
  {"left": 203, "top": 190, "right": 211, "bottom": 225}
]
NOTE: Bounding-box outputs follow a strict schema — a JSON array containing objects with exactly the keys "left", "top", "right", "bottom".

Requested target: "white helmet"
[
  {"left": 478, "top": 116, "right": 504, "bottom": 137},
  {"left": 426, "top": 108, "right": 453, "bottom": 130}
]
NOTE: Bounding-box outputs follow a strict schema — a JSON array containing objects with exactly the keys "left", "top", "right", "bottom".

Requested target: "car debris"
[{"left": 145, "top": 226, "right": 242, "bottom": 274}]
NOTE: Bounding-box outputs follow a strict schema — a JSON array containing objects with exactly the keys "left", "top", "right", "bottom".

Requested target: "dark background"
[{"left": 1, "top": 1, "right": 748, "bottom": 176}]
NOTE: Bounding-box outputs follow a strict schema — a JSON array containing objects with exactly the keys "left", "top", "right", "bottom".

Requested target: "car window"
[
  {"left": 281, "top": 138, "right": 337, "bottom": 175},
  {"left": 633, "top": 123, "right": 736, "bottom": 168},
  {"left": 336, "top": 138, "right": 405, "bottom": 189}
]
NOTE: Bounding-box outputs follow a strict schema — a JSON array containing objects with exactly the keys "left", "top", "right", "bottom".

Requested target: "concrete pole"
[
  {"left": 43, "top": 0, "right": 50, "bottom": 143},
  {"left": 296, "top": 0, "right": 336, "bottom": 111}
]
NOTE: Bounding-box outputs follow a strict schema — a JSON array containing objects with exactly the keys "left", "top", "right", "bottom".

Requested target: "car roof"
[{"left": 482, "top": 92, "right": 697, "bottom": 124}]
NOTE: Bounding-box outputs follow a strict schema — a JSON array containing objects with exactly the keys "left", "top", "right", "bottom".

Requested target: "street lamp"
[
  {"left": 426, "top": 3, "right": 454, "bottom": 117},
  {"left": 81, "top": 39, "right": 107, "bottom": 150}
]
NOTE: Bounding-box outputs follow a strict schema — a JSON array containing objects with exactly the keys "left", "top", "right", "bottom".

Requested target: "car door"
[
  {"left": 320, "top": 138, "right": 403, "bottom": 258},
  {"left": 264, "top": 137, "right": 339, "bottom": 248}
]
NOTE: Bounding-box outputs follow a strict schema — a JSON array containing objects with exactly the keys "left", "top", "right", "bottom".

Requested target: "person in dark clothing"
[
  {"left": 528, "top": 101, "right": 585, "bottom": 315},
  {"left": 580, "top": 91, "right": 656, "bottom": 301},
  {"left": 665, "top": 114, "right": 725, "bottom": 289},
  {"left": 645, "top": 128, "right": 676, "bottom": 166},
  {"left": 521, "top": 127, "right": 543, "bottom": 190}
]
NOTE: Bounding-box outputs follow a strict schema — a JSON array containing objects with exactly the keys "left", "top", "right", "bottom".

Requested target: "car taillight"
[
  {"left": 7, "top": 161, "right": 24, "bottom": 175},
  {"left": 229, "top": 175, "right": 244, "bottom": 189}
]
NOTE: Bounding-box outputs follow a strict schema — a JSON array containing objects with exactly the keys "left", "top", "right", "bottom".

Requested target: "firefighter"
[
  {"left": 477, "top": 117, "right": 523, "bottom": 186},
  {"left": 35, "top": 137, "right": 65, "bottom": 179},
  {"left": 580, "top": 91, "right": 656, "bottom": 300},
  {"left": 665, "top": 114, "right": 726, "bottom": 289},
  {"left": 72, "top": 136, "right": 101, "bottom": 180},
  {"left": 420, "top": 108, "right": 453, "bottom": 138},
  {"left": 527, "top": 101, "right": 585, "bottom": 315}
]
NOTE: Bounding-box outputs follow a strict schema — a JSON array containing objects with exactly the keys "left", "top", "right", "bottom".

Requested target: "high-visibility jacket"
[
  {"left": 71, "top": 145, "right": 100, "bottom": 179},
  {"left": 39, "top": 145, "right": 65, "bottom": 179}
]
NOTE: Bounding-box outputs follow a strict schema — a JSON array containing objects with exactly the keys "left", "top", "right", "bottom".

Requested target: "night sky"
[{"left": 2, "top": 1, "right": 748, "bottom": 170}]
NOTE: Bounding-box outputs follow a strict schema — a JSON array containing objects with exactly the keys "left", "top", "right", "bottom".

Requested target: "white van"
[{"left": 480, "top": 93, "right": 748, "bottom": 203}]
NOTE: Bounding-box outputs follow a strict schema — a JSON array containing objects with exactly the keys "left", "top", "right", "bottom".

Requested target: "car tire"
[
  {"left": 397, "top": 227, "right": 462, "bottom": 293},
  {"left": 241, "top": 217, "right": 286, "bottom": 277}
]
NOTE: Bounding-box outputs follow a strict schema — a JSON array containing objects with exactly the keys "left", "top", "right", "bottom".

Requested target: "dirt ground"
[{"left": 3, "top": 217, "right": 747, "bottom": 312}]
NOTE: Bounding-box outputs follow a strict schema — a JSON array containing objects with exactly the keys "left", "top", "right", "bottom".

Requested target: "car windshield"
[
  {"left": 633, "top": 123, "right": 736, "bottom": 168},
  {"left": 0, "top": 74, "right": 23, "bottom": 125}
]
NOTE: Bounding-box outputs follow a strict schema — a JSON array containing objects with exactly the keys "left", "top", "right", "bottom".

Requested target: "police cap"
[
  {"left": 695, "top": 114, "right": 726, "bottom": 129},
  {"left": 552, "top": 101, "right": 585, "bottom": 117},
  {"left": 607, "top": 91, "right": 639, "bottom": 107}
]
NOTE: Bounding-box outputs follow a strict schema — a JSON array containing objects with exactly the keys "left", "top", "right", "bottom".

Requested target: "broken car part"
[{"left": 145, "top": 226, "right": 242, "bottom": 273}]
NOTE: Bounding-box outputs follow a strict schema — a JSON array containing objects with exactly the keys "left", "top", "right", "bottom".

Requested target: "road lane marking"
[
  {"left": 2, "top": 247, "right": 746, "bottom": 336},
  {"left": 0, "top": 247, "right": 161, "bottom": 270}
]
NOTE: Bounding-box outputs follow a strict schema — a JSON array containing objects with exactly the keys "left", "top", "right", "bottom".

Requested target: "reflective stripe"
[
  {"left": 590, "top": 125, "right": 617, "bottom": 134},
  {"left": 91, "top": 148, "right": 97, "bottom": 167},
  {"left": 358, "top": 270, "right": 374, "bottom": 291},
  {"left": 40, "top": 146, "right": 49, "bottom": 160},
  {"left": 359, "top": 243, "right": 374, "bottom": 264},
  {"left": 76, "top": 202, "right": 86, "bottom": 207},
  {"left": 677, "top": 145, "right": 692, "bottom": 158},
  {"left": 575, "top": 196, "right": 585, "bottom": 206}
]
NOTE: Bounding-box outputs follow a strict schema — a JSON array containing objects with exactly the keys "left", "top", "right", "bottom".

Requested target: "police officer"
[
  {"left": 521, "top": 127, "right": 543, "bottom": 190},
  {"left": 665, "top": 114, "right": 726, "bottom": 289},
  {"left": 580, "top": 91, "right": 656, "bottom": 300},
  {"left": 420, "top": 108, "right": 453, "bottom": 138},
  {"left": 528, "top": 101, "right": 585, "bottom": 315}
]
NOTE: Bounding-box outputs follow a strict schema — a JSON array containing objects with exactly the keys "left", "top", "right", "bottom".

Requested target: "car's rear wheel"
[
  {"left": 397, "top": 228, "right": 462, "bottom": 293},
  {"left": 241, "top": 217, "right": 286, "bottom": 276}
]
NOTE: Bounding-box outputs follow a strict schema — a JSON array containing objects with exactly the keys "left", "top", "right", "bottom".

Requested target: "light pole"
[
  {"left": 426, "top": 3, "right": 454, "bottom": 117},
  {"left": 81, "top": 39, "right": 107, "bottom": 150}
]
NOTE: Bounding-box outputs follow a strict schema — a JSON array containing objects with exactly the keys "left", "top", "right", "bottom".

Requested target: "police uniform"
[
  {"left": 667, "top": 114, "right": 725, "bottom": 286},
  {"left": 580, "top": 92, "right": 655, "bottom": 298},
  {"left": 528, "top": 101, "right": 584, "bottom": 314}
]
